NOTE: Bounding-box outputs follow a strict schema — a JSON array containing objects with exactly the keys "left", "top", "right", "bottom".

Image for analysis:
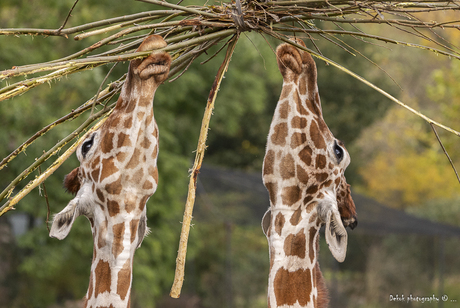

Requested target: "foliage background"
[{"left": 0, "top": 0, "right": 459, "bottom": 307}]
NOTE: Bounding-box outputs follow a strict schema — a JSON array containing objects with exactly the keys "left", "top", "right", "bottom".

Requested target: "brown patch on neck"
[
  {"left": 294, "top": 90, "right": 309, "bottom": 115},
  {"left": 290, "top": 207, "right": 302, "bottom": 226},
  {"left": 117, "top": 132, "right": 132, "bottom": 148},
  {"left": 124, "top": 117, "right": 133, "bottom": 129},
  {"left": 112, "top": 222, "right": 125, "bottom": 259},
  {"left": 278, "top": 100, "right": 290, "bottom": 119},
  {"left": 263, "top": 149, "right": 275, "bottom": 176},
  {"left": 310, "top": 120, "right": 327, "bottom": 150},
  {"left": 105, "top": 177, "right": 123, "bottom": 195},
  {"left": 284, "top": 229, "right": 306, "bottom": 258},
  {"left": 107, "top": 199, "right": 120, "bottom": 217},
  {"left": 274, "top": 212, "right": 285, "bottom": 236},
  {"left": 97, "top": 219, "right": 108, "bottom": 249},
  {"left": 117, "top": 258, "right": 132, "bottom": 301},
  {"left": 139, "top": 195, "right": 150, "bottom": 212},
  {"left": 296, "top": 164, "right": 310, "bottom": 184},
  {"left": 291, "top": 116, "right": 308, "bottom": 129},
  {"left": 290, "top": 132, "right": 307, "bottom": 149},
  {"left": 100, "top": 158, "right": 119, "bottom": 182},
  {"left": 308, "top": 227, "right": 318, "bottom": 263},
  {"left": 298, "top": 75, "right": 307, "bottom": 96},
  {"left": 274, "top": 267, "right": 312, "bottom": 306},
  {"left": 280, "top": 154, "right": 295, "bottom": 179},
  {"left": 94, "top": 259, "right": 111, "bottom": 296},
  {"left": 299, "top": 145, "right": 313, "bottom": 166},
  {"left": 101, "top": 131, "right": 115, "bottom": 154},
  {"left": 130, "top": 220, "right": 139, "bottom": 244},
  {"left": 142, "top": 180, "right": 154, "bottom": 190},
  {"left": 265, "top": 182, "right": 278, "bottom": 206},
  {"left": 126, "top": 148, "right": 141, "bottom": 169},
  {"left": 279, "top": 83, "right": 292, "bottom": 102},
  {"left": 281, "top": 185, "right": 301, "bottom": 206},
  {"left": 271, "top": 122, "right": 288, "bottom": 146},
  {"left": 151, "top": 167, "right": 159, "bottom": 183},
  {"left": 315, "top": 154, "right": 327, "bottom": 169}
]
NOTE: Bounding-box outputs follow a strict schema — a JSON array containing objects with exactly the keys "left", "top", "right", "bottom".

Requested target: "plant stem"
[{"left": 170, "top": 34, "right": 239, "bottom": 299}]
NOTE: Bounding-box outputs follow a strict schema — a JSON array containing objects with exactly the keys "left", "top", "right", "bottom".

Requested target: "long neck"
[
  {"left": 84, "top": 218, "right": 140, "bottom": 308},
  {"left": 267, "top": 210, "right": 322, "bottom": 308},
  {"left": 110, "top": 74, "right": 158, "bottom": 143}
]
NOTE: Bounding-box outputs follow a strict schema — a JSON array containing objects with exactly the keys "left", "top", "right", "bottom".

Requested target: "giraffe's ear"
[
  {"left": 49, "top": 199, "right": 82, "bottom": 240},
  {"left": 63, "top": 167, "right": 81, "bottom": 195},
  {"left": 324, "top": 208, "right": 348, "bottom": 262},
  {"left": 136, "top": 213, "right": 151, "bottom": 249},
  {"left": 318, "top": 200, "right": 348, "bottom": 262},
  {"left": 261, "top": 209, "right": 271, "bottom": 237}
]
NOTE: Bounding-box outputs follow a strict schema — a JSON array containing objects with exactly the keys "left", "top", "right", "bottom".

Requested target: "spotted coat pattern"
[
  {"left": 50, "top": 35, "right": 171, "bottom": 308},
  {"left": 262, "top": 40, "right": 357, "bottom": 308}
]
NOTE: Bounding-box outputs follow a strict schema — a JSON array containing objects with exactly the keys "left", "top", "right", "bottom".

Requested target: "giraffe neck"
[
  {"left": 82, "top": 71, "right": 159, "bottom": 308},
  {"left": 263, "top": 76, "right": 330, "bottom": 308},
  {"left": 267, "top": 207, "right": 324, "bottom": 308},
  {"left": 49, "top": 35, "right": 171, "bottom": 308},
  {"left": 84, "top": 217, "right": 137, "bottom": 308}
]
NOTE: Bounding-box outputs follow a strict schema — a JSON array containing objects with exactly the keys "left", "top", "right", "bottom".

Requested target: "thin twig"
[
  {"left": 90, "top": 62, "right": 119, "bottom": 116},
  {"left": 56, "top": 0, "right": 80, "bottom": 35},
  {"left": 38, "top": 165, "right": 51, "bottom": 232},
  {"left": 430, "top": 123, "right": 460, "bottom": 184},
  {"left": 170, "top": 34, "right": 240, "bottom": 299},
  {"left": 137, "top": 0, "right": 220, "bottom": 18}
]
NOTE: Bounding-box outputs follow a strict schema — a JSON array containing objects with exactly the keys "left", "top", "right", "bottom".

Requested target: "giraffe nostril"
[{"left": 349, "top": 218, "right": 358, "bottom": 230}]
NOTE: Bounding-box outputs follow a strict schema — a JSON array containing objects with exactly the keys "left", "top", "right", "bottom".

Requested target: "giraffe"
[
  {"left": 49, "top": 34, "right": 171, "bottom": 308},
  {"left": 261, "top": 40, "right": 357, "bottom": 308}
]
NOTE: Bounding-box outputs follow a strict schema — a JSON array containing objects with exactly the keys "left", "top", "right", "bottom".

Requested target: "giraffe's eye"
[
  {"left": 334, "top": 141, "right": 344, "bottom": 163},
  {"left": 81, "top": 134, "right": 95, "bottom": 159}
]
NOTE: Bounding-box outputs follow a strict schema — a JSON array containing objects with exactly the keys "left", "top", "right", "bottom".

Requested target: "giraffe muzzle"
[{"left": 342, "top": 215, "right": 358, "bottom": 230}]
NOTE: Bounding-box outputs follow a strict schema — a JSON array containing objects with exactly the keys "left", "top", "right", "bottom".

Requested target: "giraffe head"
[
  {"left": 263, "top": 39, "right": 357, "bottom": 263},
  {"left": 50, "top": 34, "right": 171, "bottom": 246}
]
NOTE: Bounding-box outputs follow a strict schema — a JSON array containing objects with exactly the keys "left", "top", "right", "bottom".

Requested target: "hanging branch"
[{"left": 170, "top": 34, "right": 240, "bottom": 299}]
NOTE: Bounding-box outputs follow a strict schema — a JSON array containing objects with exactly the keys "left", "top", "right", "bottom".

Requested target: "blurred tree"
[{"left": 354, "top": 51, "right": 460, "bottom": 209}]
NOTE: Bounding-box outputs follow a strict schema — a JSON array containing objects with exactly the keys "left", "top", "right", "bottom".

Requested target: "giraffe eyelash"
[
  {"left": 333, "top": 140, "right": 344, "bottom": 163},
  {"left": 81, "top": 133, "right": 96, "bottom": 159}
]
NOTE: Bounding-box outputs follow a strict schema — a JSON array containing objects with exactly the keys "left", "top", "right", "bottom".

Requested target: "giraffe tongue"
[{"left": 325, "top": 209, "right": 348, "bottom": 263}]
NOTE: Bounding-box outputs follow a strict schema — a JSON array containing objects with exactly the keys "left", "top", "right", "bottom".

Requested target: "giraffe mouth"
[{"left": 136, "top": 53, "right": 171, "bottom": 80}]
